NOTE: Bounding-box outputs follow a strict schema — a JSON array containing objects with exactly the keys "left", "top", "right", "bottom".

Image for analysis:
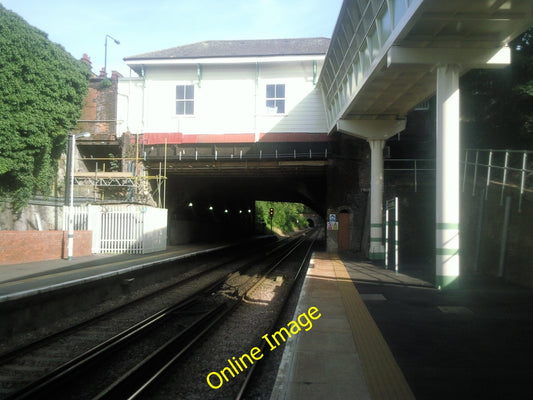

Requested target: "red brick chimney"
[{"left": 81, "top": 53, "right": 92, "bottom": 69}]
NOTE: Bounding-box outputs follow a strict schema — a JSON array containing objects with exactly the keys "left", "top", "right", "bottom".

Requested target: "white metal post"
[
  {"left": 67, "top": 134, "right": 76, "bottom": 260},
  {"left": 394, "top": 196, "right": 399, "bottom": 273},
  {"left": 385, "top": 207, "right": 389, "bottom": 268},
  {"left": 472, "top": 150, "right": 479, "bottom": 196},
  {"left": 485, "top": 151, "right": 493, "bottom": 200},
  {"left": 462, "top": 150, "right": 468, "bottom": 193},
  {"left": 519, "top": 152, "right": 527, "bottom": 213},
  {"left": 369, "top": 139, "right": 385, "bottom": 261},
  {"left": 435, "top": 65, "right": 460, "bottom": 288},
  {"left": 500, "top": 151, "right": 509, "bottom": 205}
]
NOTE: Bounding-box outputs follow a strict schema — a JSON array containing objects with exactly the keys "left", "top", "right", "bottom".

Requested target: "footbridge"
[{"left": 319, "top": 0, "right": 533, "bottom": 287}]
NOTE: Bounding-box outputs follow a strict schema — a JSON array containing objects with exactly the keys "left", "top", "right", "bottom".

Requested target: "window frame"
[
  {"left": 265, "top": 83, "right": 286, "bottom": 114},
  {"left": 176, "top": 84, "right": 195, "bottom": 116}
]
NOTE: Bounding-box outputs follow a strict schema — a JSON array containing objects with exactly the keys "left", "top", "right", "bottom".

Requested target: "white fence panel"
[
  {"left": 100, "top": 205, "right": 143, "bottom": 254},
  {"left": 62, "top": 205, "right": 89, "bottom": 231},
  {"left": 87, "top": 204, "right": 101, "bottom": 253},
  {"left": 63, "top": 204, "right": 167, "bottom": 254},
  {"left": 142, "top": 207, "right": 168, "bottom": 254}
]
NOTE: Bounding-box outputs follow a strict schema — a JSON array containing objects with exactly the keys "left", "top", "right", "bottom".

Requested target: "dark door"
[{"left": 338, "top": 212, "right": 350, "bottom": 251}]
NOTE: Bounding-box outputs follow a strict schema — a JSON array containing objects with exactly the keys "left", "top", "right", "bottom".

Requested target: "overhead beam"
[
  {"left": 387, "top": 46, "right": 511, "bottom": 69},
  {"left": 336, "top": 118, "right": 407, "bottom": 141}
]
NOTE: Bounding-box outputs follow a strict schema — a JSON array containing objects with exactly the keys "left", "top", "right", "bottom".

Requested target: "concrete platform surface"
[
  {"left": 271, "top": 252, "right": 414, "bottom": 400},
  {"left": 271, "top": 252, "right": 533, "bottom": 399},
  {"left": 0, "top": 244, "right": 228, "bottom": 301}
]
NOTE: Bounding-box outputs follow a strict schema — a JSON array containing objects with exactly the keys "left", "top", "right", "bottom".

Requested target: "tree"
[
  {"left": 461, "top": 27, "right": 533, "bottom": 149},
  {"left": 256, "top": 201, "right": 309, "bottom": 233},
  {"left": 0, "top": 5, "right": 90, "bottom": 211}
]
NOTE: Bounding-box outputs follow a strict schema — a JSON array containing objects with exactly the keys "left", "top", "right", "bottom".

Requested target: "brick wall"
[
  {"left": 77, "top": 75, "right": 119, "bottom": 139},
  {"left": 0, "top": 231, "right": 92, "bottom": 266}
]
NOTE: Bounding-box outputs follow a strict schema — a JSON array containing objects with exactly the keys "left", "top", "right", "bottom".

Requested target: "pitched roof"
[{"left": 124, "top": 37, "right": 330, "bottom": 61}]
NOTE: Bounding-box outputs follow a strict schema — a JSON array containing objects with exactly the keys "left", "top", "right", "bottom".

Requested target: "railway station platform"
[
  {"left": 270, "top": 252, "right": 533, "bottom": 400},
  {"left": 0, "top": 243, "right": 230, "bottom": 302}
]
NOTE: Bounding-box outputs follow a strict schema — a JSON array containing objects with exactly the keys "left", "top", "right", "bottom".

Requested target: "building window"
[
  {"left": 176, "top": 85, "right": 194, "bottom": 115},
  {"left": 266, "top": 84, "right": 285, "bottom": 114}
]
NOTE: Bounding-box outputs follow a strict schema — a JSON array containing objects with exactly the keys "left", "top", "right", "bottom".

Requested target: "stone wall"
[{"left": 0, "top": 200, "right": 64, "bottom": 231}]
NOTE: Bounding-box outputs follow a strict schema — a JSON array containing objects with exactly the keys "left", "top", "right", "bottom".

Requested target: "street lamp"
[
  {"left": 104, "top": 34, "right": 120, "bottom": 77},
  {"left": 67, "top": 132, "right": 90, "bottom": 260}
]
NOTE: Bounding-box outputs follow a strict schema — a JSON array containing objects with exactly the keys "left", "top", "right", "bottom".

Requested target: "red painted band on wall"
[{"left": 132, "top": 132, "right": 331, "bottom": 145}]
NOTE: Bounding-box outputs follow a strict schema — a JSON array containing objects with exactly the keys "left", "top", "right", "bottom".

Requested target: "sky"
[{"left": 1, "top": 0, "right": 343, "bottom": 77}]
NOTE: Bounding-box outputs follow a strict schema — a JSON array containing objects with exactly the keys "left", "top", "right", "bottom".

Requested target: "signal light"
[{"left": 269, "top": 208, "right": 274, "bottom": 216}]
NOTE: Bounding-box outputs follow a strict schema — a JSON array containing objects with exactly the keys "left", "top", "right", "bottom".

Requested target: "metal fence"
[
  {"left": 384, "top": 159, "right": 435, "bottom": 192},
  {"left": 462, "top": 149, "right": 533, "bottom": 212},
  {"left": 63, "top": 204, "right": 167, "bottom": 254}
]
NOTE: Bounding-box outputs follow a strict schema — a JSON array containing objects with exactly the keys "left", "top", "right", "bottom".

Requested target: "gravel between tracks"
[{"left": 146, "top": 241, "right": 315, "bottom": 400}]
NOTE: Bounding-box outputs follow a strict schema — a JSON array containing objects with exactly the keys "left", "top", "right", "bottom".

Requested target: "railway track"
[
  {"left": 0, "top": 232, "right": 316, "bottom": 399},
  {"left": 0, "top": 237, "right": 283, "bottom": 399}
]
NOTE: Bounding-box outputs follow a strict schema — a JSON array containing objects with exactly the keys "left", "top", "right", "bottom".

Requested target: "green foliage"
[
  {"left": 256, "top": 201, "right": 309, "bottom": 233},
  {"left": 0, "top": 5, "right": 90, "bottom": 211},
  {"left": 461, "top": 27, "right": 533, "bottom": 148},
  {"left": 100, "top": 78, "right": 113, "bottom": 89},
  {"left": 108, "top": 153, "right": 120, "bottom": 172}
]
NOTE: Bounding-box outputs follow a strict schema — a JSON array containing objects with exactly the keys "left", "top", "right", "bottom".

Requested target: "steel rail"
[{"left": 235, "top": 231, "right": 317, "bottom": 400}]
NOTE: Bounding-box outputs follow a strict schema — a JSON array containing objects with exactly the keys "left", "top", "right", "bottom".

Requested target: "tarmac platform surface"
[{"left": 271, "top": 252, "right": 533, "bottom": 399}]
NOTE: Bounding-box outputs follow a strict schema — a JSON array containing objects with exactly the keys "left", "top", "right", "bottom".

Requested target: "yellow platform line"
[{"left": 331, "top": 254, "right": 415, "bottom": 400}]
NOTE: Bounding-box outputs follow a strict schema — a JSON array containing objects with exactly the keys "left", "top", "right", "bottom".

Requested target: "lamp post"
[
  {"left": 104, "top": 34, "right": 120, "bottom": 77},
  {"left": 67, "top": 132, "right": 91, "bottom": 260}
]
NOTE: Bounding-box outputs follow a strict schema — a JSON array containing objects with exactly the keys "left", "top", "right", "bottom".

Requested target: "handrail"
[
  {"left": 462, "top": 149, "right": 532, "bottom": 212},
  {"left": 384, "top": 158, "right": 435, "bottom": 192}
]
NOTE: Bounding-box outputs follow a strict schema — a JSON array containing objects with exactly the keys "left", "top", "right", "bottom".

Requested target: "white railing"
[
  {"left": 171, "top": 148, "right": 329, "bottom": 161},
  {"left": 62, "top": 205, "right": 89, "bottom": 231},
  {"left": 462, "top": 149, "right": 532, "bottom": 212},
  {"left": 384, "top": 158, "right": 435, "bottom": 192},
  {"left": 63, "top": 204, "right": 167, "bottom": 254}
]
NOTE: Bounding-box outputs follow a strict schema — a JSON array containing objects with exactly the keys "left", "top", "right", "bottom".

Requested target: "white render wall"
[
  {"left": 117, "top": 77, "right": 144, "bottom": 139},
  {"left": 117, "top": 59, "right": 327, "bottom": 139}
]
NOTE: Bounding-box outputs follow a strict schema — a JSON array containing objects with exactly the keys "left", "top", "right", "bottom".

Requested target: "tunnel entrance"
[{"left": 157, "top": 155, "right": 328, "bottom": 244}]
